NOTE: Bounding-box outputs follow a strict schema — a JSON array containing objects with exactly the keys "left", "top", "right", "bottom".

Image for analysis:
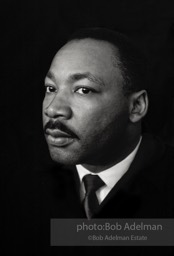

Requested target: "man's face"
[{"left": 43, "top": 39, "right": 130, "bottom": 166}]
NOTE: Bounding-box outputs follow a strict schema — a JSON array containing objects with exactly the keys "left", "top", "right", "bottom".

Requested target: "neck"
[{"left": 82, "top": 133, "right": 141, "bottom": 173}]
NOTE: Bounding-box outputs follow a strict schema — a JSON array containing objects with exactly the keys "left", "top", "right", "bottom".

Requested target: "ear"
[{"left": 129, "top": 90, "right": 149, "bottom": 123}]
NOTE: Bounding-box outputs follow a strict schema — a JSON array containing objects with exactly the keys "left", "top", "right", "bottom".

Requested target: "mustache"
[{"left": 44, "top": 120, "right": 78, "bottom": 138}]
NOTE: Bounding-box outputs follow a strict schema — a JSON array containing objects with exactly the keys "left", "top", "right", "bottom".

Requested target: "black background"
[{"left": 2, "top": 0, "right": 174, "bottom": 180}]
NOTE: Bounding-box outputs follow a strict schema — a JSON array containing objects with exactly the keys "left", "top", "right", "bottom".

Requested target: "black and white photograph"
[{"left": 1, "top": 1, "right": 174, "bottom": 255}]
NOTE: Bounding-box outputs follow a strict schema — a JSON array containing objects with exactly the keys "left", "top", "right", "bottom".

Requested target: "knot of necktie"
[{"left": 83, "top": 174, "right": 105, "bottom": 194}]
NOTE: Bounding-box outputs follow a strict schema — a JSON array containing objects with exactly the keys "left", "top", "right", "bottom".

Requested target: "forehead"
[
  {"left": 49, "top": 39, "right": 123, "bottom": 85},
  {"left": 56, "top": 39, "right": 116, "bottom": 63}
]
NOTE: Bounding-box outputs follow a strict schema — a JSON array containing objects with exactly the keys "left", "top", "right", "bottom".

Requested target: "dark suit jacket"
[{"left": 2, "top": 133, "right": 174, "bottom": 255}]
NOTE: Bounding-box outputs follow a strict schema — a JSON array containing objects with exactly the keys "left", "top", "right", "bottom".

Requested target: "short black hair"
[{"left": 67, "top": 27, "right": 149, "bottom": 96}]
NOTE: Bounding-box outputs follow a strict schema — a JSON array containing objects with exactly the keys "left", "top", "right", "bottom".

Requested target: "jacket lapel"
[{"left": 93, "top": 133, "right": 167, "bottom": 218}]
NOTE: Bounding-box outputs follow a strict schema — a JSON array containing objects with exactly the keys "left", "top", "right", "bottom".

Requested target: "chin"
[{"left": 49, "top": 150, "right": 80, "bottom": 166}]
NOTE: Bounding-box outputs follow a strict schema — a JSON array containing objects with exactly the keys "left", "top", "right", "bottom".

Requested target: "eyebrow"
[
  {"left": 46, "top": 71, "right": 105, "bottom": 87},
  {"left": 68, "top": 72, "right": 105, "bottom": 87},
  {"left": 46, "top": 71, "right": 57, "bottom": 83}
]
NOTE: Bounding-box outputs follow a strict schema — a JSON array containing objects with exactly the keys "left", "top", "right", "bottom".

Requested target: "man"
[
  {"left": 42, "top": 27, "right": 174, "bottom": 218},
  {"left": 41, "top": 28, "right": 174, "bottom": 255},
  {"left": 3, "top": 28, "right": 174, "bottom": 255}
]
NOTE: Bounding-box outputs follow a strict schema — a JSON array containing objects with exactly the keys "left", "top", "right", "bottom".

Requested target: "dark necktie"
[{"left": 83, "top": 174, "right": 105, "bottom": 219}]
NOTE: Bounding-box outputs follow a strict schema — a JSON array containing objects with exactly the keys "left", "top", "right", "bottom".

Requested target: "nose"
[{"left": 43, "top": 92, "right": 72, "bottom": 120}]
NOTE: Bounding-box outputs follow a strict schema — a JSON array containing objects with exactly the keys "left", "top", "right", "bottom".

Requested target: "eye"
[
  {"left": 45, "top": 85, "right": 56, "bottom": 93},
  {"left": 75, "top": 87, "right": 95, "bottom": 95}
]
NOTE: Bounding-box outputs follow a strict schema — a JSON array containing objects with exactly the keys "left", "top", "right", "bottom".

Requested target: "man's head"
[{"left": 42, "top": 28, "right": 149, "bottom": 171}]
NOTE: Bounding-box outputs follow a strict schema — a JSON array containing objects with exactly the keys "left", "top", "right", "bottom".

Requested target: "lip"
[
  {"left": 46, "top": 128, "right": 72, "bottom": 138},
  {"left": 45, "top": 129, "right": 75, "bottom": 147}
]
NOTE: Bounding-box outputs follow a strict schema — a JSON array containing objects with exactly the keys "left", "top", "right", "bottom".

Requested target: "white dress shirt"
[{"left": 76, "top": 136, "right": 142, "bottom": 204}]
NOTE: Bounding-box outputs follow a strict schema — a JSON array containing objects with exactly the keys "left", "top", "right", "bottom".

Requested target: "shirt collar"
[{"left": 76, "top": 136, "right": 142, "bottom": 189}]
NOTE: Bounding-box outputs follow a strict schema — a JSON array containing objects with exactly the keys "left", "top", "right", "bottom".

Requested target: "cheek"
[
  {"left": 74, "top": 101, "right": 127, "bottom": 138},
  {"left": 77, "top": 95, "right": 129, "bottom": 140}
]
